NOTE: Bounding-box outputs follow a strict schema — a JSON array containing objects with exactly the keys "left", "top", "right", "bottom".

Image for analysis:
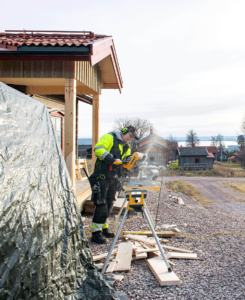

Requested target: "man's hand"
[{"left": 114, "top": 159, "right": 122, "bottom": 162}]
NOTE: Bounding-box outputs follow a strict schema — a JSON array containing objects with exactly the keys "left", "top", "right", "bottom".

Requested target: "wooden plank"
[
  {"left": 114, "top": 242, "right": 133, "bottom": 272},
  {"left": 123, "top": 231, "right": 175, "bottom": 238},
  {"left": 65, "top": 79, "right": 76, "bottom": 190},
  {"left": 92, "top": 249, "right": 117, "bottom": 262},
  {"left": 147, "top": 257, "right": 181, "bottom": 286},
  {"left": 92, "top": 94, "right": 100, "bottom": 171},
  {"left": 105, "top": 261, "right": 117, "bottom": 274},
  {"left": 166, "top": 252, "right": 198, "bottom": 260},
  {"left": 132, "top": 241, "right": 147, "bottom": 260},
  {"left": 136, "top": 247, "right": 159, "bottom": 254},
  {"left": 123, "top": 234, "right": 157, "bottom": 247},
  {"left": 161, "top": 245, "right": 193, "bottom": 253}
]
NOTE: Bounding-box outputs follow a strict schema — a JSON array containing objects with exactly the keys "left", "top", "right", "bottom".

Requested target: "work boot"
[
  {"left": 102, "top": 228, "right": 115, "bottom": 238},
  {"left": 91, "top": 231, "right": 107, "bottom": 244}
]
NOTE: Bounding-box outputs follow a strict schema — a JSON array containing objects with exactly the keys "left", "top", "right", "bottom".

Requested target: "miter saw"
[
  {"left": 114, "top": 152, "right": 162, "bottom": 190},
  {"left": 101, "top": 152, "right": 172, "bottom": 274}
]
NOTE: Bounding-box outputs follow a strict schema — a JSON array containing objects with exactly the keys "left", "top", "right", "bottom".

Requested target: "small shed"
[
  {"left": 178, "top": 147, "right": 213, "bottom": 169},
  {"left": 78, "top": 144, "right": 92, "bottom": 159}
]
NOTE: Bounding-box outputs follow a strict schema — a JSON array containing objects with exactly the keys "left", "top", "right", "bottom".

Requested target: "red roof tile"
[
  {"left": 0, "top": 30, "right": 110, "bottom": 47},
  {"left": 207, "top": 152, "right": 214, "bottom": 158}
]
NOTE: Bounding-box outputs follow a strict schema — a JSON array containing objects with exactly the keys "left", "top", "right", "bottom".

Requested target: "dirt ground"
[
  {"left": 85, "top": 178, "right": 245, "bottom": 299},
  {"left": 163, "top": 177, "right": 245, "bottom": 217}
]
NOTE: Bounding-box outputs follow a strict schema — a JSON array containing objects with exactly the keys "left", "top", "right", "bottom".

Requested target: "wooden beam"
[
  {"left": 25, "top": 85, "right": 97, "bottom": 95},
  {"left": 102, "top": 83, "right": 119, "bottom": 89},
  {"left": 0, "top": 55, "right": 90, "bottom": 61},
  {"left": 92, "top": 94, "right": 100, "bottom": 171},
  {"left": 65, "top": 79, "right": 77, "bottom": 191}
]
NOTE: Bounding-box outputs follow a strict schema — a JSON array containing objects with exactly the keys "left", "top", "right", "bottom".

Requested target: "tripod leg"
[
  {"left": 143, "top": 209, "right": 172, "bottom": 273},
  {"left": 111, "top": 197, "right": 127, "bottom": 231},
  {"left": 144, "top": 203, "right": 155, "bottom": 226},
  {"left": 101, "top": 209, "right": 129, "bottom": 274}
]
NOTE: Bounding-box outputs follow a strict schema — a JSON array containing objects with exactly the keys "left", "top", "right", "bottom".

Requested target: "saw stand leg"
[
  {"left": 143, "top": 208, "right": 172, "bottom": 272},
  {"left": 101, "top": 209, "right": 129, "bottom": 274},
  {"left": 101, "top": 209, "right": 172, "bottom": 274}
]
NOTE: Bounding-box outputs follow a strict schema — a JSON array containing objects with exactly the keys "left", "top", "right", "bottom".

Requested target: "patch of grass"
[
  {"left": 167, "top": 161, "right": 179, "bottom": 170},
  {"left": 166, "top": 180, "right": 213, "bottom": 205},
  {"left": 216, "top": 162, "right": 245, "bottom": 170},
  {"left": 222, "top": 181, "right": 245, "bottom": 194}
]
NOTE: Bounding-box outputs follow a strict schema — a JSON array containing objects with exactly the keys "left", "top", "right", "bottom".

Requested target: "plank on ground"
[
  {"left": 93, "top": 249, "right": 117, "bottom": 262},
  {"left": 114, "top": 242, "right": 133, "bottom": 272},
  {"left": 166, "top": 252, "right": 198, "bottom": 260},
  {"left": 105, "top": 261, "right": 117, "bottom": 273},
  {"left": 147, "top": 257, "right": 181, "bottom": 286},
  {"left": 123, "top": 231, "right": 175, "bottom": 238},
  {"left": 161, "top": 245, "right": 193, "bottom": 253},
  {"left": 124, "top": 234, "right": 157, "bottom": 247}
]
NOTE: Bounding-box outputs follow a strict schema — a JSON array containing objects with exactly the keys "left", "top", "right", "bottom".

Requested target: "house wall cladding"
[
  {"left": 147, "top": 151, "right": 167, "bottom": 165},
  {"left": 138, "top": 136, "right": 168, "bottom": 148},
  {"left": 179, "top": 156, "right": 213, "bottom": 169},
  {"left": 0, "top": 60, "right": 101, "bottom": 94}
]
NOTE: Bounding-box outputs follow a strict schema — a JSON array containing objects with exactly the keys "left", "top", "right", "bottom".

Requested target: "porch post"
[
  {"left": 92, "top": 94, "right": 100, "bottom": 171},
  {"left": 65, "top": 79, "right": 77, "bottom": 191}
]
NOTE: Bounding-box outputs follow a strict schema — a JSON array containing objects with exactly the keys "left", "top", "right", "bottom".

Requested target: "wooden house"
[
  {"left": 178, "top": 147, "right": 214, "bottom": 169},
  {"left": 0, "top": 29, "right": 123, "bottom": 210},
  {"left": 216, "top": 150, "right": 228, "bottom": 162},
  {"left": 78, "top": 144, "right": 92, "bottom": 159},
  {"left": 234, "top": 150, "right": 245, "bottom": 165},
  {"left": 136, "top": 129, "right": 169, "bottom": 166},
  {"left": 194, "top": 146, "right": 218, "bottom": 160}
]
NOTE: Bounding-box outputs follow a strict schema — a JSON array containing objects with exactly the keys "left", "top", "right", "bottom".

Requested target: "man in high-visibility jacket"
[{"left": 89, "top": 125, "right": 139, "bottom": 244}]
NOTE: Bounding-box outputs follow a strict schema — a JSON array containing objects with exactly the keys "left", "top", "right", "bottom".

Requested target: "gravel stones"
[{"left": 84, "top": 185, "right": 245, "bottom": 299}]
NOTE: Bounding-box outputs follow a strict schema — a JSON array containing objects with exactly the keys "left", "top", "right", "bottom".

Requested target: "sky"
[{"left": 1, "top": 0, "right": 245, "bottom": 138}]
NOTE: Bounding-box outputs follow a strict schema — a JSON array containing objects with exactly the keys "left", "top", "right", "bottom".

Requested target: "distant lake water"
[
  {"left": 178, "top": 141, "right": 237, "bottom": 147},
  {"left": 78, "top": 138, "right": 238, "bottom": 148}
]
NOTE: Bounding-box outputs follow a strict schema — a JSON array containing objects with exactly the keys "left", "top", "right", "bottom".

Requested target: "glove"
[{"left": 103, "top": 153, "right": 115, "bottom": 164}]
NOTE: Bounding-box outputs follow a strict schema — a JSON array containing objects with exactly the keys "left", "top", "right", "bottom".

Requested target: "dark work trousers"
[{"left": 92, "top": 178, "right": 119, "bottom": 225}]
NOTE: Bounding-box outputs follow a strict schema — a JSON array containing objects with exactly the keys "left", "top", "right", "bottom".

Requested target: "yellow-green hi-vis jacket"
[
  {"left": 93, "top": 131, "right": 131, "bottom": 178},
  {"left": 94, "top": 131, "right": 131, "bottom": 160}
]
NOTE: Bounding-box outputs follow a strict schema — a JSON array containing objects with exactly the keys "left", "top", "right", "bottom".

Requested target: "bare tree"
[
  {"left": 241, "top": 114, "right": 245, "bottom": 135},
  {"left": 216, "top": 134, "right": 225, "bottom": 150},
  {"left": 167, "top": 134, "right": 177, "bottom": 161},
  {"left": 237, "top": 134, "right": 245, "bottom": 151},
  {"left": 186, "top": 130, "right": 200, "bottom": 147},
  {"left": 113, "top": 117, "right": 152, "bottom": 152},
  {"left": 210, "top": 136, "right": 217, "bottom": 146}
]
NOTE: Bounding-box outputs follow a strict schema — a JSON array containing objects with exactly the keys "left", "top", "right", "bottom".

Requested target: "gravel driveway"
[
  {"left": 163, "top": 177, "right": 245, "bottom": 217},
  {"left": 85, "top": 181, "right": 245, "bottom": 300}
]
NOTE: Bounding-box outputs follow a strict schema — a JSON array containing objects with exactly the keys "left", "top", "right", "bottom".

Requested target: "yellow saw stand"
[{"left": 101, "top": 186, "right": 172, "bottom": 274}]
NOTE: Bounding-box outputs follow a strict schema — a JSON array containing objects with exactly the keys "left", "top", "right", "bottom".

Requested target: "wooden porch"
[{"left": 0, "top": 30, "right": 123, "bottom": 210}]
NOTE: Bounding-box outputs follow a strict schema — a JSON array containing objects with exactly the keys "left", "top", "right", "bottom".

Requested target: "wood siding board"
[
  {"left": 13, "top": 61, "right": 22, "bottom": 77},
  {"left": 23, "top": 61, "right": 31, "bottom": 77},
  {"left": 44, "top": 61, "right": 52, "bottom": 78},
  {"left": 54, "top": 61, "right": 63, "bottom": 78},
  {"left": 3, "top": 61, "right": 13, "bottom": 77},
  {"left": 0, "top": 61, "right": 3, "bottom": 77},
  {"left": 34, "top": 61, "right": 42, "bottom": 78}
]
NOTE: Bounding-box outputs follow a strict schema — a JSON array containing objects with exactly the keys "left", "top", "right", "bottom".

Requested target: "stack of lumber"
[{"left": 92, "top": 233, "right": 198, "bottom": 286}]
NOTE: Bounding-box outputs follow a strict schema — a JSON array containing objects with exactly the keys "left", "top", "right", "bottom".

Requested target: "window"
[
  {"left": 195, "top": 158, "right": 200, "bottom": 163},
  {"left": 150, "top": 157, "right": 155, "bottom": 162}
]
